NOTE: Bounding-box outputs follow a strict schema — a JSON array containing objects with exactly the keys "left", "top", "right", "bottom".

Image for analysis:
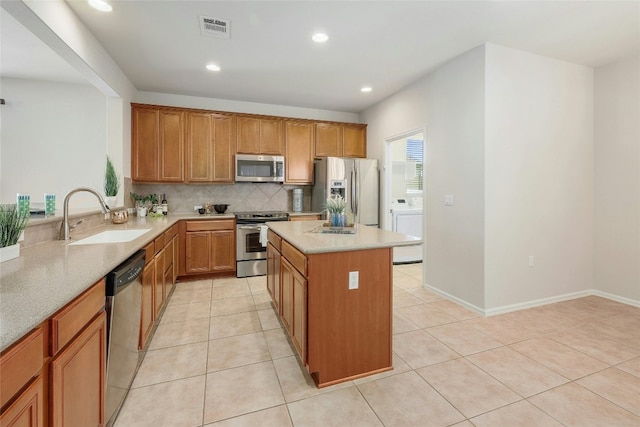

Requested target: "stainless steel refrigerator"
[{"left": 312, "top": 157, "right": 379, "bottom": 227}]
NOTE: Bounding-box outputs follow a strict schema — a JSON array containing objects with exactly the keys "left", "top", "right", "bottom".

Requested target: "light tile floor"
[{"left": 115, "top": 263, "right": 640, "bottom": 427}]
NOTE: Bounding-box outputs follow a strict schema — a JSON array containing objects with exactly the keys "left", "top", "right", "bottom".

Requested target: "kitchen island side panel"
[{"left": 306, "top": 248, "right": 393, "bottom": 387}]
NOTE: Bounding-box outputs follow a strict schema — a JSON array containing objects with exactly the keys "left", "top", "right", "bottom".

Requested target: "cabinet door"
[
  {"left": 185, "top": 232, "right": 212, "bottom": 273},
  {"left": 343, "top": 125, "right": 367, "bottom": 158},
  {"left": 154, "top": 248, "right": 165, "bottom": 318},
  {"left": 280, "top": 258, "right": 294, "bottom": 333},
  {"left": 186, "top": 112, "right": 212, "bottom": 182},
  {"left": 164, "top": 237, "right": 175, "bottom": 299},
  {"left": 172, "top": 235, "right": 179, "bottom": 284},
  {"left": 236, "top": 117, "right": 260, "bottom": 154},
  {"left": 211, "top": 115, "right": 236, "bottom": 182},
  {"left": 159, "top": 110, "right": 184, "bottom": 181},
  {"left": 315, "top": 123, "right": 342, "bottom": 157},
  {"left": 292, "top": 267, "right": 307, "bottom": 363},
  {"left": 260, "top": 118, "right": 284, "bottom": 155},
  {"left": 0, "top": 376, "right": 43, "bottom": 427},
  {"left": 50, "top": 312, "right": 106, "bottom": 427},
  {"left": 140, "top": 261, "right": 154, "bottom": 349},
  {"left": 132, "top": 107, "right": 159, "bottom": 181},
  {"left": 285, "top": 121, "right": 314, "bottom": 184},
  {"left": 211, "top": 230, "right": 235, "bottom": 271},
  {"left": 266, "top": 243, "right": 281, "bottom": 313}
]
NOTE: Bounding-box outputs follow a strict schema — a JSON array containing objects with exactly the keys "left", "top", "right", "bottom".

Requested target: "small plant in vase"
[
  {"left": 325, "top": 194, "right": 347, "bottom": 227},
  {"left": 130, "top": 192, "right": 151, "bottom": 217},
  {"left": 0, "top": 204, "right": 29, "bottom": 262},
  {"left": 104, "top": 156, "right": 120, "bottom": 207}
]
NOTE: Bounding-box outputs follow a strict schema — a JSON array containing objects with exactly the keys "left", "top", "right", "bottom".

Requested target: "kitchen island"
[{"left": 265, "top": 220, "right": 421, "bottom": 387}]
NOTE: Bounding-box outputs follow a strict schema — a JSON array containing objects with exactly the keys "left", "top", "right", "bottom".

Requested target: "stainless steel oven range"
[{"left": 235, "top": 211, "right": 289, "bottom": 277}]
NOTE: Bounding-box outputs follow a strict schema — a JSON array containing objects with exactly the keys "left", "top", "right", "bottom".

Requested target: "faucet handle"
[{"left": 69, "top": 219, "right": 84, "bottom": 231}]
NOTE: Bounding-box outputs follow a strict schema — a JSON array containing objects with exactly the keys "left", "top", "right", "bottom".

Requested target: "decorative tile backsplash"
[{"left": 130, "top": 183, "right": 312, "bottom": 213}]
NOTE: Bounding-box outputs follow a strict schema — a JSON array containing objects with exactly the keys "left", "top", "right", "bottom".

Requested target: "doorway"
[{"left": 384, "top": 128, "right": 426, "bottom": 264}]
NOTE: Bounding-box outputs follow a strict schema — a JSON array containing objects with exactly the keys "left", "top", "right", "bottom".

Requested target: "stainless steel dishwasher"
[{"left": 105, "top": 249, "right": 145, "bottom": 427}]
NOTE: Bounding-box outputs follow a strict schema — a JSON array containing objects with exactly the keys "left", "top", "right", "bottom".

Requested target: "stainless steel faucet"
[{"left": 60, "top": 187, "right": 111, "bottom": 240}]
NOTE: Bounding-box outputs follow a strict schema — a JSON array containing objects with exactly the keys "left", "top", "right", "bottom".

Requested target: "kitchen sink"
[{"left": 69, "top": 229, "right": 151, "bottom": 245}]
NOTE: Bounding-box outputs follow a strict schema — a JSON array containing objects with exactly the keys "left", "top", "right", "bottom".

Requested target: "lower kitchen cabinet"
[
  {"left": 50, "top": 312, "right": 106, "bottom": 427},
  {"left": 140, "top": 258, "right": 155, "bottom": 349},
  {"left": 0, "top": 375, "right": 43, "bottom": 427},
  {"left": 180, "top": 220, "right": 236, "bottom": 276},
  {"left": 266, "top": 239, "right": 281, "bottom": 312}
]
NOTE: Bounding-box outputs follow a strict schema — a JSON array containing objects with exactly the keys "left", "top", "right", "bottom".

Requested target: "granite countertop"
[
  {"left": 266, "top": 220, "right": 422, "bottom": 255},
  {"left": 0, "top": 212, "right": 235, "bottom": 352}
]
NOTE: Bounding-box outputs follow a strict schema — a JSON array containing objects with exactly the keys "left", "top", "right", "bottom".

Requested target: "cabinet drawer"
[
  {"left": 143, "top": 241, "right": 155, "bottom": 265},
  {"left": 267, "top": 229, "right": 281, "bottom": 251},
  {"left": 281, "top": 241, "right": 307, "bottom": 276},
  {"left": 0, "top": 328, "right": 44, "bottom": 409},
  {"left": 50, "top": 279, "right": 105, "bottom": 354},
  {"left": 185, "top": 219, "right": 234, "bottom": 232},
  {"left": 154, "top": 234, "right": 165, "bottom": 254}
]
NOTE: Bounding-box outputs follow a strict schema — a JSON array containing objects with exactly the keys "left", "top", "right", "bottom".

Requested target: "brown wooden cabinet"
[
  {"left": 0, "top": 375, "right": 43, "bottom": 427},
  {"left": 237, "top": 117, "right": 284, "bottom": 155},
  {"left": 315, "top": 122, "right": 367, "bottom": 158},
  {"left": 266, "top": 230, "right": 282, "bottom": 313},
  {"left": 140, "top": 256, "right": 155, "bottom": 350},
  {"left": 289, "top": 214, "right": 321, "bottom": 221},
  {"left": 132, "top": 105, "right": 185, "bottom": 182},
  {"left": 285, "top": 121, "right": 315, "bottom": 184},
  {"left": 279, "top": 251, "right": 307, "bottom": 363},
  {"left": 186, "top": 112, "right": 236, "bottom": 183},
  {"left": 181, "top": 220, "right": 236, "bottom": 276}
]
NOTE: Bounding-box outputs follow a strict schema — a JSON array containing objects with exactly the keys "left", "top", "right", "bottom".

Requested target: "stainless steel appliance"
[
  {"left": 236, "top": 211, "right": 289, "bottom": 277},
  {"left": 105, "top": 250, "right": 145, "bottom": 427},
  {"left": 312, "top": 157, "right": 379, "bottom": 226},
  {"left": 235, "top": 154, "right": 285, "bottom": 183}
]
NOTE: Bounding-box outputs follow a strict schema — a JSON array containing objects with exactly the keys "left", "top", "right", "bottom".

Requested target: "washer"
[{"left": 391, "top": 198, "right": 423, "bottom": 264}]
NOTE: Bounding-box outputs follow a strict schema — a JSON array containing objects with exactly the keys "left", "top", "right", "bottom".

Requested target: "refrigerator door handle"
[
  {"left": 351, "top": 169, "right": 357, "bottom": 215},
  {"left": 354, "top": 161, "right": 359, "bottom": 215}
]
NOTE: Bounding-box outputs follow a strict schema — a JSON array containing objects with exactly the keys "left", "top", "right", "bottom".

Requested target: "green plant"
[
  {"left": 130, "top": 192, "right": 155, "bottom": 206},
  {"left": 104, "top": 156, "right": 120, "bottom": 197},
  {"left": 325, "top": 194, "right": 347, "bottom": 214},
  {"left": 0, "top": 204, "right": 29, "bottom": 248}
]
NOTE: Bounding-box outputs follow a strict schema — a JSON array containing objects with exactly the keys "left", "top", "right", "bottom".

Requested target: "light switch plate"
[
  {"left": 444, "top": 194, "right": 454, "bottom": 206},
  {"left": 349, "top": 271, "right": 359, "bottom": 290}
]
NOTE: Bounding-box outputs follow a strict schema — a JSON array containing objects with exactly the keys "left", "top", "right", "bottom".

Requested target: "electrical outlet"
[
  {"left": 444, "top": 194, "right": 454, "bottom": 206},
  {"left": 349, "top": 271, "right": 359, "bottom": 290},
  {"left": 194, "top": 205, "right": 202, "bottom": 211}
]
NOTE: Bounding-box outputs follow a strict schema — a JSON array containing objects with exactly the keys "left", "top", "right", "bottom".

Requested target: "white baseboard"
[{"left": 421, "top": 283, "right": 640, "bottom": 316}]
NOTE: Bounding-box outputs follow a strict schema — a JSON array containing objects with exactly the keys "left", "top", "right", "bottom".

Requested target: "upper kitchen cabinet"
[
  {"left": 314, "top": 122, "right": 367, "bottom": 158},
  {"left": 237, "top": 117, "right": 284, "bottom": 155},
  {"left": 132, "top": 104, "right": 185, "bottom": 182},
  {"left": 186, "top": 112, "right": 236, "bottom": 183},
  {"left": 285, "top": 121, "right": 315, "bottom": 185}
]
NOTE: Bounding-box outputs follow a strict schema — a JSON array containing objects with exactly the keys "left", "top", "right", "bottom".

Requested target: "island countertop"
[{"left": 266, "top": 220, "right": 421, "bottom": 255}]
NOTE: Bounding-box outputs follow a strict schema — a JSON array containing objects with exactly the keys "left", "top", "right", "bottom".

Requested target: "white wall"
[
  {"left": 484, "top": 44, "right": 594, "bottom": 311},
  {"left": 0, "top": 78, "right": 107, "bottom": 208},
  {"left": 594, "top": 55, "right": 640, "bottom": 302},
  {"left": 362, "top": 46, "right": 486, "bottom": 309},
  {"left": 136, "top": 91, "right": 360, "bottom": 124}
]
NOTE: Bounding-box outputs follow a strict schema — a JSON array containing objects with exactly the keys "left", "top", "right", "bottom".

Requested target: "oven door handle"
[{"left": 237, "top": 225, "right": 263, "bottom": 231}]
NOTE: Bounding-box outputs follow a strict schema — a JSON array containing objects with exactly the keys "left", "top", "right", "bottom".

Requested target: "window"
[{"left": 405, "top": 139, "right": 423, "bottom": 193}]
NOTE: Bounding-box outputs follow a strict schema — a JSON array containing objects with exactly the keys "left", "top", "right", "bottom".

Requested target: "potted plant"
[
  {"left": 0, "top": 204, "right": 29, "bottom": 262},
  {"left": 104, "top": 156, "right": 120, "bottom": 208},
  {"left": 130, "top": 192, "right": 150, "bottom": 217},
  {"left": 325, "top": 194, "right": 347, "bottom": 227}
]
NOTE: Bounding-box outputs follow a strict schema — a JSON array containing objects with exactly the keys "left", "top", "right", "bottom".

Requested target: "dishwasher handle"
[{"left": 106, "top": 250, "right": 146, "bottom": 296}]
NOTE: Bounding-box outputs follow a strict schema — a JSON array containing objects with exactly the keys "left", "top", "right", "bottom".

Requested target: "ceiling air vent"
[{"left": 199, "top": 15, "right": 231, "bottom": 39}]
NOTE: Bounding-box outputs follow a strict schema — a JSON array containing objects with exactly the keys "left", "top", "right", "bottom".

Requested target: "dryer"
[{"left": 391, "top": 197, "right": 423, "bottom": 263}]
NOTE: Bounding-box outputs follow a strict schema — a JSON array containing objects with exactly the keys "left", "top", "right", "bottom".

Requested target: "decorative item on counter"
[
  {"left": 16, "top": 194, "right": 30, "bottom": 217},
  {"left": 293, "top": 189, "right": 303, "bottom": 212},
  {"left": 45, "top": 193, "right": 56, "bottom": 216},
  {"left": 325, "top": 194, "right": 346, "bottom": 227},
  {"left": 0, "top": 203, "right": 29, "bottom": 262},
  {"left": 130, "top": 192, "right": 151, "bottom": 217},
  {"left": 111, "top": 210, "right": 128, "bottom": 224},
  {"left": 104, "top": 156, "right": 120, "bottom": 208},
  {"left": 204, "top": 202, "right": 212, "bottom": 214},
  {"left": 161, "top": 194, "right": 168, "bottom": 215},
  {"left": 213, "top": 204, "right": 229, "bottom": 214},
  {"left": 198, "top": 207, "right": 206, "bottom": 215}
]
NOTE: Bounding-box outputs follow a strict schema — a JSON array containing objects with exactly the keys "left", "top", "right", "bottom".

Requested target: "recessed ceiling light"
[
  {"left": 361, "top": 87, "right": 372, "bottom": 93},
  {"left": 206, "top": 64, "right": 221, "bottom": 72},
  {"left": 312, "top": 33, "right": 329, "bottom": 43},
  {"left": 88, "top": 0, "right": 112, "bottom": 12}
]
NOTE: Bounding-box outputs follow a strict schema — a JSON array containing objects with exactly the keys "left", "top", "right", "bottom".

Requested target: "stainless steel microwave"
[{"left": 235, "top": 154, "right": 285, "bottom": 183}]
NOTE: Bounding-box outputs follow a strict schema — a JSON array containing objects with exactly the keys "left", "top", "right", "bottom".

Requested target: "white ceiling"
[{"left": 4, "top": 1, "right": 640, "bottom": 112}]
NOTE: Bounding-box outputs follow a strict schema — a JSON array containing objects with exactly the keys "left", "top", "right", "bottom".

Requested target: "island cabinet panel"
[
  {"left": 266, "top": 242, "right": 281, "bottom": 313},
  {"left": 237, "top": 117, "right": 284, "bottom": 155},
  {"left": 306, "top": 248, "right": 392, "bottom": 387},
  {"left": 285, "top": 121, "right": 315, "bottom": 184}
]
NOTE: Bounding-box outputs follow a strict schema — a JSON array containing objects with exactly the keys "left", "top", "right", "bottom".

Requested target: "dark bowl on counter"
[{"left": 213, "top": 204, "right": 229, "bottom": 214}]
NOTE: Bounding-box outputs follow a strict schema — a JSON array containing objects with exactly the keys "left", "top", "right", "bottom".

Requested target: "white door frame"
[{"left": 383, "top": 126, "right": 427, "bottom": 231}]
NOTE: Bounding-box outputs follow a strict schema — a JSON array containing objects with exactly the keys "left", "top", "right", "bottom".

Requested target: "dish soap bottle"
[{"left": 161, "top": 194, "right": 168, "bottom": 215}]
